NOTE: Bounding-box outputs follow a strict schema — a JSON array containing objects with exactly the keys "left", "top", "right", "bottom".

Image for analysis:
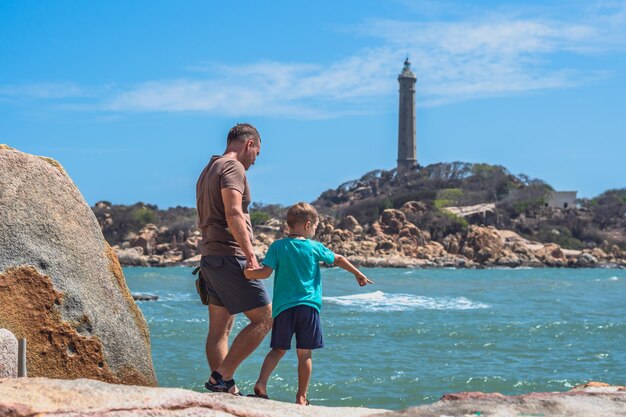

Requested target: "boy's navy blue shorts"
[{"left": 270, "top": 305, "right": 324, "bottom": 350}]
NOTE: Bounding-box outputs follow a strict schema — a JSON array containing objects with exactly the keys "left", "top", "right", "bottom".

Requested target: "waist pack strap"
[{"left": 193, "top": 266, "right": 209, "bottom": 306}]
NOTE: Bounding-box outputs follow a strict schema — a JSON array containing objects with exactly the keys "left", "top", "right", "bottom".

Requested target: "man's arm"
[
  {"left": 244, "top": 265, "right": 273, "bottom": 280},
  {"left": 222, "top": 188, "right": 259, "bottom": 269},
  {"left": 334, "top": 254, "right": 373, "bottom": 287}
]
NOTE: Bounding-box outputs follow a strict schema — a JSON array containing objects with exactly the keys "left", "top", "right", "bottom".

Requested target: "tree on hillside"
[{"left": 590, "top": 189, "right": 626, "bottom": 230}]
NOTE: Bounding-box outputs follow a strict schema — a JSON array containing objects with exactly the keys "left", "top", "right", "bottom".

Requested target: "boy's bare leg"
[
  {"left": 296, "top": 349, "right": 312, "bottom": 405},
  {"left": 206, "top": 304, "right": 235, "bottom": 372},
  {"left": 253, "top": 348, "right": 286, "bottom": 397},
  {"left": 213, "top": 304, "right": 272, "bottom": 391}
]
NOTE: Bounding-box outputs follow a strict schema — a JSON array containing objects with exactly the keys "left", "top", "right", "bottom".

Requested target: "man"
[{"left": 196, "top": 123, "right": 272, "bottom": 395}]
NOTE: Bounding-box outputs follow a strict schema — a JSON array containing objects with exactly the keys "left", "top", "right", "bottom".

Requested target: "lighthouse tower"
[{"left": 397, "top": 58, "right": 417, "bottom": 174}]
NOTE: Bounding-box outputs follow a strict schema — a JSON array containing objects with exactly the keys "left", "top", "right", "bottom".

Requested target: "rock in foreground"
[
  {"left": 381, "top": 384, "right": 626, "bottom": 417},
  {"left": 0, "top": 146, "right": 157, "bottom": 386},
  {"left": 0, "top": 377, "right": 386, "bottom": 417},
  {"left": 0, "top": 378, "right": 624, "bottom": 417}
]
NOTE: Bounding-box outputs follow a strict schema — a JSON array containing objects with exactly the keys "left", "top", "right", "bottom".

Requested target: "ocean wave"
[
  {"left": 594, "top": 276, "right": 621, "bottom": 282},
  {"left": 152, "top": 292, "right": 197, "bottom": 302},
  {"left": 323, "top": 290, "right": 490, "bottom": 311}
]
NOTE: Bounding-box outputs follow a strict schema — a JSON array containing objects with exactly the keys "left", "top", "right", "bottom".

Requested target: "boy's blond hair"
[{"left": 286, "top": 202, "right": 319, "bottom": 228}]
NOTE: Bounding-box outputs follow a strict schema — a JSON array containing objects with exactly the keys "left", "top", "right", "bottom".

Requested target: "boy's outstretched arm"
[
  {"left": 244, "top": 265, "right": 273, "bottom": 280},
  {"left": 333, "top": 254, "right": 373, "bottom": 286}
]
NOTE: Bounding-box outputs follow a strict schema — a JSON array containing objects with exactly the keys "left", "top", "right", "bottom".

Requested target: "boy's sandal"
[{"left": 205, "top": 371, "right": 241, "bottom": 395}]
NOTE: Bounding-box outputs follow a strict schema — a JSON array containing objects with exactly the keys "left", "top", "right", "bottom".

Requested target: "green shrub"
[
  {"left": 434, "top": 199, "right": 453, "bottom": 209},
  {"left": 437, "top": 188, "right": 463, "bottom": 202},
  {"left": 535, "top": 226, "right": 585, "bottom": 250},
  {"left": 251, "top": 211, "right": 271, "bottom": 226},
  {"left": 440, "top": 209, "right": 469, "bottom": 231},
  {"left": 131, "top": 206, "right": 156, "bottom": 226}
]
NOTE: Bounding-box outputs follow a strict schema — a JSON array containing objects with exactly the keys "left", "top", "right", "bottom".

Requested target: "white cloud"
[
  {"left": 3, "top": 2, "right": 626, "bottom": 118},
  {"left": 349, "top": 8, "right": 625, "bottom": 106},
  {"left": 0, "top": 82, "right": 84, "bottom": 99},
  {"left": 103, "top": 3, "right": 626, "bottom": 116},
  {"left": 105, "top": 52, "right": 400, "bottom": 118}
]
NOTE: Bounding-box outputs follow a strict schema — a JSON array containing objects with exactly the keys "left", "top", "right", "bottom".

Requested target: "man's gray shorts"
[{"left": 200, "top": 255, "right": 270, "bottom": 314}]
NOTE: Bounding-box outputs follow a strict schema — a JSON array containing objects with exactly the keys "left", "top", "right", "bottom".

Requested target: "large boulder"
[
  {"left": 415, "top": 241, "right": 447, "bottom": 260},
  {"left": 337, "top": 215, "right": 362, "bottom": 233},
  {"left": 115, "top": 246, "right": 149, "bottom": 266},
  {"left": 400, "top": 200, "right": 427, "bottom": 217},
  {"left": 380, "top": 209, "right": 406, "bottom": 234},
  {"left": 0, "top": 328, "right": 18, "bottom": 378},
  {"left": 398, "top": 224, "right": 429, "bottom": 246},
  {"left": 467, "top": 226, "right": 504, "bottom": 263},
  {"left": 129, "top": 224, "right": 159, "bottom": 255},
  {"left": 0, "top": 146, "right": 157, "bottom": 386},
  {"left": 534, "top": 243, "right": 567, "bottom": 267},
  {"left": 441, "top": 234, "right": 460, "bottom": 255},
  {"left": 576, "top": 252, "right": 598, "bottom": 267}
]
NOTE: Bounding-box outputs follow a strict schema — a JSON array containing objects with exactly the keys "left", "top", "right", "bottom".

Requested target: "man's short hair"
[
  {"left": 227, "top": 123, "right": 261, "bottom": 145},
  {"left": 287, "top": 202, "right": 319, "bottom": 228}
]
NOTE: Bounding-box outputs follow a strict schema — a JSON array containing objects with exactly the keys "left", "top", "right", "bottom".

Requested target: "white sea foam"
[
  {"left": 154, "top": 292, "right": 196, "bottom": 302},
  {"left": 323, "top": 290, "right": 490, "bottom": 312}
]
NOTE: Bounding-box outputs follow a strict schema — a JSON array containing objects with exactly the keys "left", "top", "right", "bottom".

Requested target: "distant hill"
[
  {"left": 311, "top": 162, "right": 625, "bottom": 250},
  {"left": 314, "top": 162, "right": 535, "bottom": 222}
]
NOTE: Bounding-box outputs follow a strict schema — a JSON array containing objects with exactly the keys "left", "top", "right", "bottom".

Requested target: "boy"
[{"left": 244, "top": 202, "right": 372, "bottom": 405}]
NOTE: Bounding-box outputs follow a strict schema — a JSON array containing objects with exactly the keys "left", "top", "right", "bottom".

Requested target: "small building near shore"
[{"left": 545, "top": 191, "right": 577, "bottom": 209}]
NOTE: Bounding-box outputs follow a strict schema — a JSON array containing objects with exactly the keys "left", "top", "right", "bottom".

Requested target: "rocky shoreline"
[{"left": 110, "top": 201, "right": 626, "bottom": 269}]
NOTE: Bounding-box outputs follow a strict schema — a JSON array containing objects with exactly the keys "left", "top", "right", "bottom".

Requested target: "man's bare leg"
[
  {"left": 296, "top": 348, "right": 312, "bottom": 405},
  {"left": 253, "top": 348, "right": 286, "bottom": 397},
  {"left": 206, "top": 304, "right": 235, "bottom": 372},
  {"left": 213, "top": 303, "right": 272, "bottom": 391}
]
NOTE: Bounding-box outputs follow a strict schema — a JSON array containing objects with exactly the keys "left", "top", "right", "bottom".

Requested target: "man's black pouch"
[{"left": 192, "top": 266, "right": 210, "bottom": 305}]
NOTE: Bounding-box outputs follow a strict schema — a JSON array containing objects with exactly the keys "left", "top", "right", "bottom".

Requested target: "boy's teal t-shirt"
[{"left": 262, "top": 237, "right": 335, "bottom": 318}]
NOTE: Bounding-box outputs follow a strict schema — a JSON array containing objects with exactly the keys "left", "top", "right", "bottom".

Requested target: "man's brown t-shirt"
[{"left": 196, "top": 155, "right": 253, "bottom": 257}]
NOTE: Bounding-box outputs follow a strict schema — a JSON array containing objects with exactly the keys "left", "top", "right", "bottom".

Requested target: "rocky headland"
[
  {"left": 103, "top": 203, "right": 626, "bottom": 269},
  {"left": 94, "top": 162, "right": 626, "bottom": 269}
]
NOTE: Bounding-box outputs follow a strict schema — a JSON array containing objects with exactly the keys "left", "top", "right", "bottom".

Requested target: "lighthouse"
[{"left": 397, "top": 58, "right": 417, "bottom": 174}]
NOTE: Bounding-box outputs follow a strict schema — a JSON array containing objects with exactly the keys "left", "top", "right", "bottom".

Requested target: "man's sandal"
[{"left": 205, "top": 371, "right": 241, "bottom": 395}]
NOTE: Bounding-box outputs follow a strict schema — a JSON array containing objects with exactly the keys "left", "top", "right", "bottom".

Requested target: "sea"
[{"left": 125, "top": 267, "right": 626, "bottom": 410}]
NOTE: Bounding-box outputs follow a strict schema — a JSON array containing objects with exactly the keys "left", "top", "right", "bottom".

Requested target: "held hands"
[
  {"left": 244, "top": 268, "right": 259, "bottom": 280},
  {"left": 246, "top": 254, "right": 260, "bottom": 270},
  {"left": 244, "top": 265, "right": 273, "bottom": 280},
  {"left": 243, "top": 255, "right": 262, "bottom": 280},
  {"left": 355, "top": 273, "right": 373, "bottom": 287}
]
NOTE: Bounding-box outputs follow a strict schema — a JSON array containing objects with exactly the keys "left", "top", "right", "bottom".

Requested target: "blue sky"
[{"left": 1, "top": 1, "right": 625, "bottom": 208}]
